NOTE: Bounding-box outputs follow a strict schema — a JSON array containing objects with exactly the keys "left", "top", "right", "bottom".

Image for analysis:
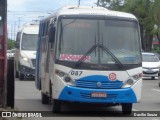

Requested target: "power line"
[{"left": 8, "top": 10, "right": 54, "bottom": 13}]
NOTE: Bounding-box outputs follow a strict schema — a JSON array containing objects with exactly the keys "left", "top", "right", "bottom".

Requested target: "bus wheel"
[
  {"left": 51, "top": 99, "right": 61, "bottom": 113},
  {"left": 19, "top": 73, "right": 24, "bottom": 80},
  {"left": 41, "top": 92, "right": 49, "bottom": 104},
  {"left": 122, "top": 103, "right": 132, "bottom": 114}
]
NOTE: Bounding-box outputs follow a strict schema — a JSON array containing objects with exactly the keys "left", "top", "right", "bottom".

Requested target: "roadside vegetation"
[
  {"left": 7, "top": 38, "right": 15, "bottom": 50},
  {"left": 99, "top": 0, "right": 160, "bottom": 52}
]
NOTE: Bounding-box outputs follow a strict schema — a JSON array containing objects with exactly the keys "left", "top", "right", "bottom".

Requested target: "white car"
[
  {"left": 142, "top": 52, "right": 160, "bottom": 79},
  {"left": 7, "top": 49, "right": 15, "bottom": 58}
]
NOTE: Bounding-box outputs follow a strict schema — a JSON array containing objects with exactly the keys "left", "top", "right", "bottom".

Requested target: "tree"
[
  {"left": 98, "top": 0, "right": 124, "bottom": 10},
  {"left": 151, "top": 0, "right": 160, "bottom": 42},
  {"left": 99, "top": 0, "right": 158, "bottom": 51},
  {"left": 123, "top": 0, "right": 155, "bottom": 51},
  {"left": 7, "top": 38, "right": 15, "bottom": 50},
  {"left": 149, "top": 0, "right": 160, "bottom": 53}
]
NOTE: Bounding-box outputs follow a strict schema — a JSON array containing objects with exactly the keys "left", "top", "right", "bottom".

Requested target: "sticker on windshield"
[
  {"left": 124, "top": 57, "right": 136, "bottom": 62},
  {"left": 59, "top": 54, "right": 91, "bottom": 62}
]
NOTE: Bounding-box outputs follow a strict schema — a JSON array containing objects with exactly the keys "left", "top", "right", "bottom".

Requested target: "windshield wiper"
[
  {"left": 74, "top": 44, "right": 98, "bottom": 67},
  {"left": 74, "top": 33, "right": 97, "bottom": 67},
  {"left": 99, "top": 44, "right": 123, "bottom": 69},
  {"left": 74, "top": 43, "right": 123, "bottom": 68}
]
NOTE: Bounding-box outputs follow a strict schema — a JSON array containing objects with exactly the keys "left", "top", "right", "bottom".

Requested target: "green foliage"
[
  {"left": 151, "top": 0, "right": 160, "bottom": 41},
  {"left": 99, "top": 0, "right": 160, "bottom": 51},
  {"left": 152, "top": 46, "right": 160, "bottom": 53},
  {"left": 123, "top": 0, "right": 154, "bottom": 33},
  {"left": 7, "top": 38, "right": 15, "bottom": 50},
  {"left": 99, "top": 0, "right": 124, "bottom": 10}
]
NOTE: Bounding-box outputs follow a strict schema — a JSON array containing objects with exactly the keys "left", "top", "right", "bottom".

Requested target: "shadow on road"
[{"left": 142, "top": 77, "right": 159, "bottom": 80}]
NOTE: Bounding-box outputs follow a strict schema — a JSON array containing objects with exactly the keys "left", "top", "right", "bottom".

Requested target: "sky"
[{"left": 7, "top": 0, "right": 97, "bottom": 40}]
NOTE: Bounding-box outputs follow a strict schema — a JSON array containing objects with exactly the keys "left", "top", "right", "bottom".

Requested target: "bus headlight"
[
  {"left": 122, "top": 73, "right": 142, "bottom": 88},
  {"left": 55, "top": 69, "right": 75, "bottom": 85},
  {"left": 126, "top": 79, "right": 134, "bottom": 85},
  {"left": 22, "top": 57, "right": 29, "bottom": 61},
  {"left": 58, "top": 71, "right": 65, "bottom": 78},
  {"left": 64, "top": 77, "right": 71, "bottom": 82}
]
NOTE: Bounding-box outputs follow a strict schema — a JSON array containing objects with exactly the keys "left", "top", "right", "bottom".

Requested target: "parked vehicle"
[
  {"left": 14, "top": 23, "right": 39, "bottom": 80},
  {"left": 7, "top": 49, "right": 15, "bottom": 58},
  {"left": 154, "top": 53, "right": 160, "bottom": 60},
  {"left": 142, "top": 52, "right": 160, "bottom": 79}
]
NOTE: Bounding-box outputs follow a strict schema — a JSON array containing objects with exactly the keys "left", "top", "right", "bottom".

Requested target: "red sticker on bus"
[
  {"left": 59, "top": 54, "right": 91, "bottom": 62},
  {"left": 109, "top": 73, "right": 117, "bottom": 81}
]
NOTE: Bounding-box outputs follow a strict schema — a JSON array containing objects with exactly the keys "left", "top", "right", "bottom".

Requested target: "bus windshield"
[
  {"left": 56, "top": 18, "right": 141, "bottom": 66},
  {"left": 21, "top": 33, "right": 38, "bottom": 51}
]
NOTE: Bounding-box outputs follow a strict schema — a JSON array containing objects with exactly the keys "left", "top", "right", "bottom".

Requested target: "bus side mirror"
[{"left": 49, "top": 26, "right": 55, "bottom": 43}]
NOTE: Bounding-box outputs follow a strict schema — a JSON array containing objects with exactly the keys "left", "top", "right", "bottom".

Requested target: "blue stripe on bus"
[
  {"left": 77, "top": 75, "right": 116, "bottom": 82},
  {"left": 75, "top": 75, "right": 123, "bottom": 89},
  {"left": 58, "top": 86, "right": 137, "bottom": 103}
]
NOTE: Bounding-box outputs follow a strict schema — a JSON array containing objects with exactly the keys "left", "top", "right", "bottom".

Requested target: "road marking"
[
  {"left": 15, "top": 97, "right": 40, "bottom": 100},
  {"left": 132, "top": 108, "right": 139, "bottom": 111},
  {"left": 152, "top": 89, "right": 160, "bottom": 93}
]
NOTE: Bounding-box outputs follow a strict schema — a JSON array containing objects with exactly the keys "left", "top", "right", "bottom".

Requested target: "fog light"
[
  {"left": 126, "top": 79, "right": 133, "bottom": 85},
  {"left": 59, "top": 72, "right": 65, "bottom": 77},
  {"left": 133, "top": 75, "right": 139, "bottom": 80},
  {"left": 65, "top": 77, "right": 71, "bottom": 82}
]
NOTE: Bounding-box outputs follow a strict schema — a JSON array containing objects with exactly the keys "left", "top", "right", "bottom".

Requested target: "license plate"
[
  {"left": 91, "top": 92, "right": 107, "bottom": 98},
  {"left": 147, "top": 69, "right": 153, "bottom": 73}
]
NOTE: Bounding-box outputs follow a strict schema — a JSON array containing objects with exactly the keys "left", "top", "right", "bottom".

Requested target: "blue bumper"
[{"left": 59, "top": 86, "right": 137, "bottom": 104}]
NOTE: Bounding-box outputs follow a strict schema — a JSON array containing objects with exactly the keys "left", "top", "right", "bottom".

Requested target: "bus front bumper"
[{"left": 58, "top": 86, "right": 137, "bottom": 104}]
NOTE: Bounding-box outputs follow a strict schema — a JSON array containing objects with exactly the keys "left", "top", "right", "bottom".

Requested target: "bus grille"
[
  {"left": 31, "top": 59, "right": 36, "bottom": 67},
  {"left": 75, "top": 80, "right": 123, "bottom": 89}
]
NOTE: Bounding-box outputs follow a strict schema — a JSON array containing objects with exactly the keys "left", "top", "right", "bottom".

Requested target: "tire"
[
  {"left": 51, "top": 99, "right": 61, "bottom": 113},
  {"left": 151, "top": 77, "right": 155, "bottom": 80},
  {"left": 122, "top": 103, "right": 132, "bottom": 114},
  {"left": 19, "top": 72, "right": 24, "bottom": 80},
  {"left": 41, "top": 92, "right": 49, "bottom": 104}
]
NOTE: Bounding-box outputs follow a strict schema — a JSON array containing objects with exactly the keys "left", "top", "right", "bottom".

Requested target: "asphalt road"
[{"left": 14, "top": 77, "right": 160, "bottom": 120}]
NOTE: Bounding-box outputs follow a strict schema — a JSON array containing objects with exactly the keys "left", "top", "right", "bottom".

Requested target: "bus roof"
[
  {"left": 45, "top": 5, "right": 137, "bottom": 20},
  {"left": 18, "top": 23, "right": 39, "bottom": 34}
]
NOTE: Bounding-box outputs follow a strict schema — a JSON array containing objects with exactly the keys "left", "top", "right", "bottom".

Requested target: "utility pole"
[
  {"left": 0, "top": 0, "right": 7, "bottom": 108},
  {"left": 18, "top": 17, "right": 20, "bottom": 30},
  {"left": 97, "top": 0, "right": 100, "bottom": 6},
  {"left": 11, "top": 25, "right": 13, "bottom": 40},
  {"left": 14, "top": 22, "right": 16, "bottom": 41},
  {"left": 78, "top": 0, "right": 80, "bottom": 5}
]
